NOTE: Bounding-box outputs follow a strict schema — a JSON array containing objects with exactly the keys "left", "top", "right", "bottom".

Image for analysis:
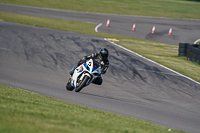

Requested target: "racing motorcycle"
[{"left": 66, "top": 58, "right": 101, "bottom": 92}]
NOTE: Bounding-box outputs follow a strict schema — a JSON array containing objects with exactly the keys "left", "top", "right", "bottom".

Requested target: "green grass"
[
  {"left": 119, "top": 42, "right": 200, "bottom": 81},
  {"left": 0, "top": 84, "right": 184, "bottom": 133},
  {"left": 0, "top": 12, "right": 123, "bottom": 38},
  {"left": 195, "top": 41, "right": 200, "bottom": 44},
  {"left": 1, "top": 0, "right": 200, "bottom": 19}
]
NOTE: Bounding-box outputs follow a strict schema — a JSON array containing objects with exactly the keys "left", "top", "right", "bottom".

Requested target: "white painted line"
[
  {"left": 95, "top": 23, "right": 102, "bottom": 32},
  {"left": 194, "top": 39, "right": 200, "bottom": 44},
  {"left": 104, "top": 38, "right": 200, "bottom": 85}
]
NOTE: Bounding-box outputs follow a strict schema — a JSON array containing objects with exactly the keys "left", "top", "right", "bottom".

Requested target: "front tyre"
[
  {"left": 75, "top": 75, "right": 90, "bottom": 92},
  {"left": 66, "top": 78, "right": 74, "bottom": 91}
]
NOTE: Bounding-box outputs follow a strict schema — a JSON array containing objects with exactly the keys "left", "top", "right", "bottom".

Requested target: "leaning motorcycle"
[{"left": 66, "top": 58, "right": 101, "bottom": 92}]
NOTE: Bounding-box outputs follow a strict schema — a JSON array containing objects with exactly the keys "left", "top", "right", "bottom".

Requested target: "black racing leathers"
[{"left": 78, "top": 53, "right": 109, "bottom": 74}]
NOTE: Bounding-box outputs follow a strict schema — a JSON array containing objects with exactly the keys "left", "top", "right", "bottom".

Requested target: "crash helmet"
[{"left": 99, "top": 48, "right": 109, "bottom": 60}]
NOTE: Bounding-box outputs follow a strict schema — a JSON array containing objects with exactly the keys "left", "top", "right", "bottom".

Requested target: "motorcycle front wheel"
[
  {"left": 66, "top": 78, "right": 74, "bottom": 91},
  {"left": 75, "top": 75, "right": 90, "bottom": 92}
]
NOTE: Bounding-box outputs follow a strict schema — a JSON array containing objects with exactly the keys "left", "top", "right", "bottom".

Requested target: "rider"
[{"left": 69, "top": 48, "right": 109, "bottom": 85}]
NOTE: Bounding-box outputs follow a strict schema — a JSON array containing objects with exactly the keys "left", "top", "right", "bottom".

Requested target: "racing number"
[{"left": 88, "top": 62, "right": 91, "bottom": 67}]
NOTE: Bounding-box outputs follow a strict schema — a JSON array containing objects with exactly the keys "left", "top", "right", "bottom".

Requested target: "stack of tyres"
[
  {"left": 186, "top": 44, "right": 191, "bottom": 57},
  {"left": 178, "top": 43, "right": 200, "bottom": 64},
  {"left": 187, "top": 44, "right": 200, "bottom": 64},
  {"left": 178, "top": 43, "right": 189, "bottom": 57}
]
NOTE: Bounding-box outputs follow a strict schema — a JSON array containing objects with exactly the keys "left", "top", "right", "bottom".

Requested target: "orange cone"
[
  {"left": 151, "top": 25, "right": 155, "bottom": 34},
  {"left": 132, "top": 23, "right": 136, "bottom": 31},
  {"left": 106, "top": 19, "right": 110, "bottom": 27},
  {"left": 168, "top": 27, "right": 172, "bottom": 35}
]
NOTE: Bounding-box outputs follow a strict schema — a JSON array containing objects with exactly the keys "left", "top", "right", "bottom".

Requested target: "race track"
[
  {"left": 1, "top": 3, "right": 200, "bottom": 45},
  {"left": 0, "top": 21, "right": 200, "bottom": 133},
  {"left": 1, "top": 3, "right": 200, "bottom": 133}
]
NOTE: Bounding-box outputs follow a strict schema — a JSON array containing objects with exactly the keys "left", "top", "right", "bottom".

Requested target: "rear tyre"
[
  {"left": 178, "top": 48, "right": 186, "bottom": 53},
  {"left": 179, "top": 43, "right": 189, "bottom": 48},
  {"left": 178, "top": 53, "right": 186, "bottom": 57},
  {"left": 66, "top": 78, "right": 74, "bottom": 91},
  {"left": 75, "top": 76, "right": 90, "bottom": 92}
]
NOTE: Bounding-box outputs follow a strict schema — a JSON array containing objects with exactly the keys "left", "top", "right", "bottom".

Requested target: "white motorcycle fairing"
[{"left": 70, "top": 58, "right": 101, "bottom": 91}]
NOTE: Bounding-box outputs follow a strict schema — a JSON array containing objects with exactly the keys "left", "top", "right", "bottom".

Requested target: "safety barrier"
[{"left": 178, "top": 43, "right": 200, "bottom": 64}]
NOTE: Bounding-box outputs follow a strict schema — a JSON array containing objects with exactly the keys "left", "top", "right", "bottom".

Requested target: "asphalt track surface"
[
  {"left": 1, "top": 3, "right": 200, "bottom": 45},
  {"left": 0, "top": 4, "right": 200, "bottom": 133}
]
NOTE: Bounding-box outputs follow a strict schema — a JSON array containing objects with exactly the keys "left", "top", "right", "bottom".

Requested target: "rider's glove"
[{"left": 91, "top": 53, "right": 98, "bottom": 58}]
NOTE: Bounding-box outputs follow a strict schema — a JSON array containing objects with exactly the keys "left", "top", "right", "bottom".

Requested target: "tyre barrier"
[{"left": 178, "top": 43, "right": 200, "bottom": 65}]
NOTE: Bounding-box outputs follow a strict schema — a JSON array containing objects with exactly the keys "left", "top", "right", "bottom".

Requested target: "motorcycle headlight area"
[{"left": 92, "top": 69, "right": 100, "bottom": 76}]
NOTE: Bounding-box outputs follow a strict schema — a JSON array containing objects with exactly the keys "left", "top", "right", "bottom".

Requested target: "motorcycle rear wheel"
[{"left": 75, "top": 75, "right": 90, "bottom": 92}]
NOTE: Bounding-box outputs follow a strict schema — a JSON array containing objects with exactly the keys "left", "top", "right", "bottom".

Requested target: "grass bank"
[
  {"left": 119, "top": 42, "right": 200, "bottom": 81},
  {"left": 0, "top": 84, "right": 184, "bottom": 133},
  {"left": 1, "top": 0, "right": 200, "bottom": 19},
  {"left": 1, "top": 11, "right": 200, "bottom": 82}
]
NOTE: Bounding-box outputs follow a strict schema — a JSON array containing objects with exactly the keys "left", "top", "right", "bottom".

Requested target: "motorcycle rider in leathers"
[{"left": 69, "top": 48, "right": 109, "bottom": 85}]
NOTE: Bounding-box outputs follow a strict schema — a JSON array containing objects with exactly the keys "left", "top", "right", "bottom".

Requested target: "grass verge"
[
  {"left": 119, "top": 42, "right": 200, "bottom": 81},
  {"left": 0, "top": 11, "right": 200, "bottom": 82},
  {"left": 1, "top": 0, "right": 200, "bottom": 19},
  {"left": 0, "top": 84, "right": 184, "bottom": 133}
]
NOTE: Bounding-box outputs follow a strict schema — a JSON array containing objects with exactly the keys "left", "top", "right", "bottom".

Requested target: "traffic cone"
[
  {"left": 151, "top": 25, "right": 155, "bottom": 34},
  {"left": 132, "top": 23, "right": 136, "bottom": 31},
  {"left": 106, "top": 19, "right": 110, "bottom": 27},
  {"left": 168, "top": 27, "right": 172, "bottom": 35}
]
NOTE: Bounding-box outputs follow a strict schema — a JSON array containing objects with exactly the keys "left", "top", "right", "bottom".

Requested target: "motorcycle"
[{"left": 66, "top": 58, "right": 101, "bottom": 92}]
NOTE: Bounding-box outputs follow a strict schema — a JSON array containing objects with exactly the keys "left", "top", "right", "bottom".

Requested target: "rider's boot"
[
  {"left": 92, "top": 76, "right": 103, "bottom": 85},
  {"left": 69, "top": 65, "right": 76, "bottom": 77}
]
